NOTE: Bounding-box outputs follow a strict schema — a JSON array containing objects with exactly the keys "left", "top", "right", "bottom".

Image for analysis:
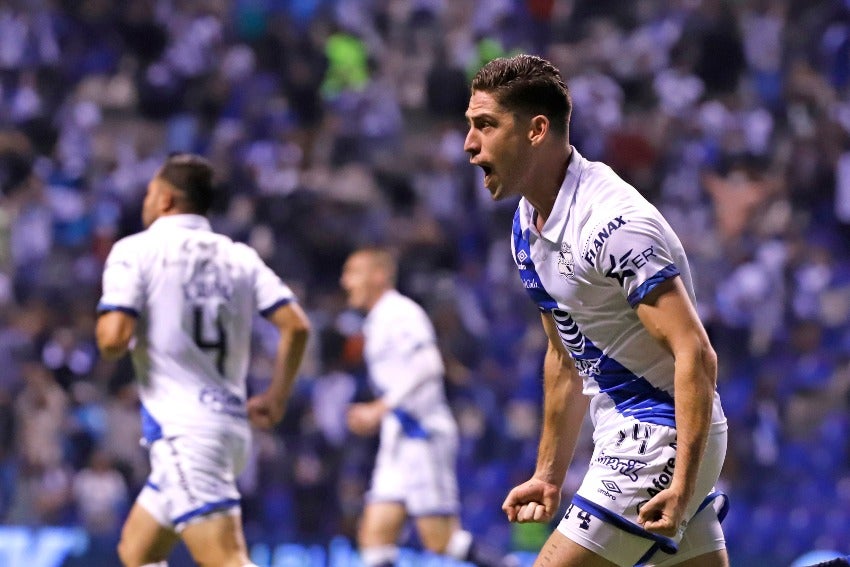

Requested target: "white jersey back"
[
  {"left": 98, "top": 214, "right": 295, "bottom": 441},
  {"left": 363, "top": 290, "right": 457, "bottom": 437},
  {"left": 511, "top": 148, "right": 726, "bottom": 441}
]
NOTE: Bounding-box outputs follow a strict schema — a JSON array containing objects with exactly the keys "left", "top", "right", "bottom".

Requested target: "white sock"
[
  {"left": 361, "top": 545, "right": 399, "bottom": 567},
  {"left": 445, "top": 529, "right": 473, "bottom": 560},
  {"left": 141, "top": 563, "right": 168, "bottom": 567}
]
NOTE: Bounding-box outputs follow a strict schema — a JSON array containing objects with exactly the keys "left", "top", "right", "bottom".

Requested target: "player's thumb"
[{"left": 637, "top": 498, "right": 660, "bottom": 526}]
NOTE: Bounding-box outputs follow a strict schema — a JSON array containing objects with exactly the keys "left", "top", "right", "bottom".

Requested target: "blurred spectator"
[{"left": 72, "top": 448, "right": 128, "bottom": 536}]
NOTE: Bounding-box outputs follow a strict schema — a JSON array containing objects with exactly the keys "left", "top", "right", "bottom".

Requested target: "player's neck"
[
  {"left": 365, "top": 287, "right": 393, "bottom": 313},
  {"left": 529, "top": 145, "right": 572, "bottom": 232}
]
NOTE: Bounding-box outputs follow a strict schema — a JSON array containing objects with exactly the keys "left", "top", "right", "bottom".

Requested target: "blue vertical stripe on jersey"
[
  {"left": 626, "top": 264, "right": 680, "bottom": 307},
  {"left": 512, "top": 208, "right": 557, "bottom": 311},
  {"left": 141, "top": 405, "right": 163, "bottom": 443}
]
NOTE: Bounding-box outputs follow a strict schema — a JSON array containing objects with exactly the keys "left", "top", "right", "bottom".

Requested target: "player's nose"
[{"left": 463, "top": 129, "right": 479, "bottom": 156}]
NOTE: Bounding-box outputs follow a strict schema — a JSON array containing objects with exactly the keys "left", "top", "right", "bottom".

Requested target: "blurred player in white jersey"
[
  {"left": 464, "top": 55, "right": 729, "bottom": 567},
  {"left": 96, "top": 153, "right": 310, "bottom": 567},
  {"left": 341, "top": 247, "right": 510, "bottom": 567}
]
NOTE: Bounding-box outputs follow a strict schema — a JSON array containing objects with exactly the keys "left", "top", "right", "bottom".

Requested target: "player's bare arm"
[
  {"left": 634, "top": 276, "right": 717, "bottom": 537},
  {"left": 247, "top": 301, "right": 310, "bottom": 430},
  {"left": 502, "top": 312, "right": 589, "bottom": 524},
  {"left": 95, "top": 310, "right": 136, "bottom": 360}
]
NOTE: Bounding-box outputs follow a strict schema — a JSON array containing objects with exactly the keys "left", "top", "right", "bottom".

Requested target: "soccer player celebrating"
[
  {"left": 96, "top": 153, "right": 310, "bottom": 567},
  {"left": 464, "top": 55, "right": 729, "bottom": 566},
  {"left": 340, "top": 247, "right": 510, "bottom": 567}
]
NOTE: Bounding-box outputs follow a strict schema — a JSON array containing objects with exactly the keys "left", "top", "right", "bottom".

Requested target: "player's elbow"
[
  {"left": 291, "top": 311, "right": 311, "bottom": 341},
  {"left": 96, "top": 335, "right": 129, "bottom": 360},
  {"left": 694, "top": 339, "right": 718, "bottom": 388},
  {"left": 96, "top": 311, "right": 135, "bottom": 360}
]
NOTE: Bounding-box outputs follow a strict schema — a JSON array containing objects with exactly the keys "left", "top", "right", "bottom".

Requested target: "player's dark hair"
[
  {"left": 471, "top": 54, "right": 571, "bottom": 135},
  {"left": 157, "top": 153, "right": 215, "bottom": 215}
]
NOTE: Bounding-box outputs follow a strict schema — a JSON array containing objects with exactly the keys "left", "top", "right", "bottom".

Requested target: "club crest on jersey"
[
  {"left": 558, "top": 242, "right": 576, "bottom": 278},
  {"left": 558, "top": 242, "right": 574, "bottom": 279}
]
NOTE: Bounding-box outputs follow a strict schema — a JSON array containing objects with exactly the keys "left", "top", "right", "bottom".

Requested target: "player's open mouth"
[{"left": 479, "top": 164, "right": 494, "bottom": 186}]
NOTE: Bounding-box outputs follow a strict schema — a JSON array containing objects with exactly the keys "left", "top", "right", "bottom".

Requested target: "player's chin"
[{"left": 486, "top": 181, "right": 509, "bottom": 201}]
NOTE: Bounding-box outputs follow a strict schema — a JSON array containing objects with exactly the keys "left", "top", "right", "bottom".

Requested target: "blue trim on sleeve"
[
  {"left": 140, "top": 406, "right": 163, "bottom": 444},
  {"left": 512, "top": 208, "right": 557, "bottom": 311},
  {"left": 391, "top": 408, "right": 430, "bottom": 439},
  {"left": 172, "top": 498, "right": 241, "bottom": 527},
  {"left": 627, "top": 264, "right": 680, "bottom": 307},
  {"left": 96, "top": 303, "right": 139, "bottom": 317},
  {"left": 259, "top": 297, "right": 293, "bottom": 318},
  {"left": 145, "top": 480, "right": 160, "bottom": 492},
  {"left": 571, "top": 494, "right": 678, "bottom": 555}
]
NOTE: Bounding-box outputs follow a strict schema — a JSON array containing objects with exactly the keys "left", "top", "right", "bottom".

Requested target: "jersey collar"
[
  {"left": 520, "top": 145, "right": 585, "bottom": 243},
  {"left": 148, "top": 214, "right": 212, "bottom": 232}
]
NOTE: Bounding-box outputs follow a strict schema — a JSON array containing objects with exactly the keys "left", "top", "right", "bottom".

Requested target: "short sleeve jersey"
[
  {"left": 511, "top": 148, "right": 725, "bottom": 440},
  {"left": 98, "top": 214, "right": 295, "bottom": 441},
  {"left": 363, "top": 290, "right": 457, "bottom": 437}
]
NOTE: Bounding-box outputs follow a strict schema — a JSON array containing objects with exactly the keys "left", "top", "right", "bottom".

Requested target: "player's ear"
[
  {"left": 159, "top": 181, "right": 178, "bottom": 212},
  {"left": 528, "top": 115, "right": 549, "bottom": 146}
]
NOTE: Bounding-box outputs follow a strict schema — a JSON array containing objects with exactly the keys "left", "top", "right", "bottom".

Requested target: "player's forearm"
[
  {"left": 534, "top": 345, "right": 588, "bottom": 486},
  {"left": 670, "top": 342, "right": 717, "bottom": 499},
  {"left": 267, "top": 324, "right": 310, "bottom": 403},
  {"left": 95, "top": 312, "right": 135, "bottom": 360}
]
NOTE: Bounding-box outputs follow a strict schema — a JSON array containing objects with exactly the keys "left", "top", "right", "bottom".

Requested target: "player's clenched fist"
[
  {"left": 247, "top": 393, "right": 285, "bottom": 429},
  {"left": 502, "top": 477, "right": 562, "bottom": 523}
]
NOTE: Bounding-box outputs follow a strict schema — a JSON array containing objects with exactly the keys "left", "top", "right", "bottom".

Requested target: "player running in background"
[
  {"left": 464, "top": 54, "right": 729, "bottom": 567},
  {"left": 341, "top": 247, "right": 510, "bottom": 567},
  {"left": 96, "top": 153, "right": 310, "bottom": 567}
]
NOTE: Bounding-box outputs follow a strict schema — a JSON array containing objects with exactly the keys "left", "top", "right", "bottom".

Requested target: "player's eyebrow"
[{"left": 465, "top": 111, "right": 496, "bottom": 126}]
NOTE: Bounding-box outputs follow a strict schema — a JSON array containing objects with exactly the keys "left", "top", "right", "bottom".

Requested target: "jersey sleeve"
[
  {"left": 240, "top": 245, "right": 296, "bottom": 317},
  {"left": 97, "top": 238, "right": 145, "bottom": 316},
  {"left": 582, "top": 211, "right": 680, "bottom": 308}
]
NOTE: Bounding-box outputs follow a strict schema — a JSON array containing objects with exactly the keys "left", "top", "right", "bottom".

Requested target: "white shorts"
[
  {"left": 367, "top": 427, "right": 459, "bottom": 517},
  {"left": 557, "top": 423, "right": 728, "bottom": 566},
  {"left": 137, "top": 432, "right": 249, "bottom": 532}
]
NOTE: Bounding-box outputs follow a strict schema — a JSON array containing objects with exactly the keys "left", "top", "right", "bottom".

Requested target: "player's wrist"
[{"left": 531, "top": 471, "right": 563, "bottom": 488}]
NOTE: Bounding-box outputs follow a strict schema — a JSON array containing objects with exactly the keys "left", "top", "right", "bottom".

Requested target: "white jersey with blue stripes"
[
  {"left": 363, "top": 289, "right": 457, "bottom": 438},
  {"left": 98, "top": 214, "right": 296, "bottom": 442},
  {"left": 511, "top": 148, "right": 726, "bottom": 442}
]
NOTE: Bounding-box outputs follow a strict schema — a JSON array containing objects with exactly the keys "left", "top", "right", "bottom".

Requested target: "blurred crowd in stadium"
[{"left": 0, "top": 0, "right": 849, "bottom": 565}]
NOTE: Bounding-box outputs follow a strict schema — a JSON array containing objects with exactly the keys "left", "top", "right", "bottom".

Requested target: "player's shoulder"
[
  {"left": 576, "top": 176, "right": 669, "bottom": 266},
  {"left": 377, "top": 290, "right": 429, "bottom": 322},
  {"left": 107, "top": 230, "right": 152, "bottom": 258}
]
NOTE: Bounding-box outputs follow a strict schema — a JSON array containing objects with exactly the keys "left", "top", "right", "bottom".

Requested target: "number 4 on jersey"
[{"left": 193, "top": 304, "right": 227, "bottom": 373}]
